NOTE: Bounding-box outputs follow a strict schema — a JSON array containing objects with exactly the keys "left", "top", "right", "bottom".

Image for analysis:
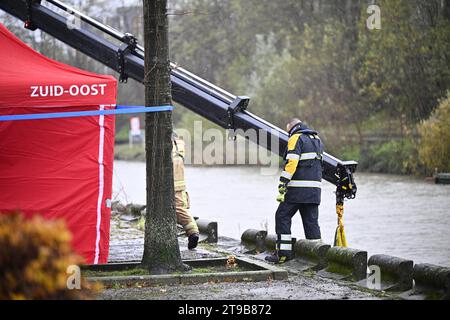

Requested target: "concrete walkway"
[
  {"left": 100, "top": 269, "right": 386, "bottom": 300},
  {"left": 100, "top": 216, "right": 391, "bottom": 300}
]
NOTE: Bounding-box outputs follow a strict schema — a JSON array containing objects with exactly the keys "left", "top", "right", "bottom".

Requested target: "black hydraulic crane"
[{"left": 0, "top": 0, "right": 357, "bottom": 214}]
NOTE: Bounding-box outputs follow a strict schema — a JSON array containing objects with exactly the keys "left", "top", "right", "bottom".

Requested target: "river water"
[{"left": 113, "top": 160, "right": 450, "bottom": 267}]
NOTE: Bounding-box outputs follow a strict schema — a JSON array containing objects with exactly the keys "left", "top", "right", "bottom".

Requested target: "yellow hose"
[{"left": 334, "top": 203, "right": 348, "bottom": 247}]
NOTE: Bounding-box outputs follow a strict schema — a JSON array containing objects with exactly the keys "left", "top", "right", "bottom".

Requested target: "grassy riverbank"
[{"left": 115, "top": 144, "right": 146, "bottom": 162}]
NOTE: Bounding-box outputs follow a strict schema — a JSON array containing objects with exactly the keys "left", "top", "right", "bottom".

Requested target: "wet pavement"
[
  {"left": 108, "top": 213, "right": 223, "bottom": 263},
  {"left": 102, "top": 216, "right": 391, "bottom": 300},
  {"left": 100, "top": 273, "right": 386, "bottom": 300}
]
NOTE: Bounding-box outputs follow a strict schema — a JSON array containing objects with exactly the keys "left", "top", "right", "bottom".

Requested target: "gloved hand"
[{"left": 277, "top": 183, "right": 287, "bottom": 202}]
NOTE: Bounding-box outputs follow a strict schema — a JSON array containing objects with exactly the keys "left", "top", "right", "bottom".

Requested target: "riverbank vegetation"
[
  {"left": 2, "top": 0, "right": 449, "bottom": 175},
  {"left": 418, "top": 93, "right": 450, "bottom": 173},
  {"left": 169, "top": 0, "right": 450, "bottom": 175}
]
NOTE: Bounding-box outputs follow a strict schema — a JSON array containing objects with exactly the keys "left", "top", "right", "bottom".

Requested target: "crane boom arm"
[{"left": 0, "top": 0, "right": 357, "bottom": 199}]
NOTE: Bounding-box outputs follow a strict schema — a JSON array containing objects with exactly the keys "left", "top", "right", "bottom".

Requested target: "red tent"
[{"left": 0, "top": 23, "right": 117, "bottom": 264}]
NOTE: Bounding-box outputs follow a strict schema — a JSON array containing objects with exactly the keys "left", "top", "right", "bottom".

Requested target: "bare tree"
[{"left": 141, "top": 0, "right": 185, "bottom": 274}]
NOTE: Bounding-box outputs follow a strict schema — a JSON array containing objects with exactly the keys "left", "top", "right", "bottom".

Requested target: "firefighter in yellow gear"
[{"left": 172, "top": 133, "right": 199, "bottom": 249}]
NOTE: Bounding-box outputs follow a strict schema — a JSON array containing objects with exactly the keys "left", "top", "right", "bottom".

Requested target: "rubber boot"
[
  {"left": 265, "top": 250, "right": 292, "bottom": 264},
  {"left": 188, "top": 233, "right": 199, "bottom": 250}
]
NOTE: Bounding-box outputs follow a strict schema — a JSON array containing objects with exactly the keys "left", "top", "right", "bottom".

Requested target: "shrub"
[
  {"left": 359, "top": 138, "right": 419, "bottom": 175},
  {"left": 0, "top": 213, "right": 101, "bottom": 300},
  {"left": 418, "top": 93, "right": 450, "bottom": 173}
]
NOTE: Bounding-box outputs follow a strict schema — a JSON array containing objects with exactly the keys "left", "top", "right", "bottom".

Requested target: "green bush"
[
  {"left": 338, "top": 145, "right": 361, "bottom": 163},
  {"left": 0, "top": 213, "right": 101, "bottom": 300},
  {"left": 359, "top": 138, "right": 419, "bottom": 175},
  {"left": 115, "top": 124, "right": 130, "bottom": 144},
  {"left": 418, "top": 92, "right": 450, "bottom": 173}
]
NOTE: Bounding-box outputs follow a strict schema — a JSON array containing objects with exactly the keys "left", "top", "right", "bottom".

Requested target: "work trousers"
[
  {"left": 175, "top": 190, "right": 199, "bottom": 236},
  {"left": 275, "top": 202, "right": 321, "bottom": 241}
]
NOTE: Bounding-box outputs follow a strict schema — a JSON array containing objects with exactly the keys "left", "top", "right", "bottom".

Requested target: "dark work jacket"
[{"left": 282, "top": 123, "right": 324, "bottom": 204}]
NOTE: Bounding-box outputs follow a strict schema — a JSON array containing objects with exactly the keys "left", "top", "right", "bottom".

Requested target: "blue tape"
[{"left": 0, "top": 105, "right": 173, "bottom": 122}]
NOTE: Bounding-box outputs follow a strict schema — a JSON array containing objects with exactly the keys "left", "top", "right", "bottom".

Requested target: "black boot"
[
  {"left": 188, "top": 233, "right": 199, "bottom": 250},
  {"left": 265, "top": 251, "right": 292, "bottom": 264}
]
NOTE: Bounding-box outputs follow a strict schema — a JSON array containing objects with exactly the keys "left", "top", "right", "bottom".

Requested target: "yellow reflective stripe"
[
  {"left": 284, "top": 134, "right": 302, "bottom": 175},
  {"left": 284, "top": 159, "right": 299, "bottom": 175},
  {"left": 174, "top": 180, "right": 186, "bottom": 187},
  {"left": 287, "top": 133, "right": 301, "bottom": 151}
]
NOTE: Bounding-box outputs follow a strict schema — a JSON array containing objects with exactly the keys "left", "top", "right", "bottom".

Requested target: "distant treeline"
[{"left": 2, "top": 0, "right": 450, "bottom": 174}]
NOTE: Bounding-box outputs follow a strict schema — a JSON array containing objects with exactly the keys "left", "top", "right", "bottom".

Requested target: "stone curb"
[
  {"left": 241, "top": 229, "right": 267, "bottom": 252},
  {"left": 83, "top": 257, "right": 287, "bottom": 287},
  {"left": 320, "top": 246, "right": 367, "bottom": 281},
  {"left": 90, "top": 270, "right": 274, "bottom": 287},
  {"left": 196, "top": 219, "right": 218, "bottom": 243},
  {"left": 293, "top": 240, "right": 330, "bottom": 271},
  {"left": 413, "top": 263, "right": 450, "bottom": 299},
  {"left": 368, "top": 254, "right": 413, "bottom": 291}
]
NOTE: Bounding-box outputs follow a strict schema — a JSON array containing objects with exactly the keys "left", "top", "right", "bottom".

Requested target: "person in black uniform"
[{"left": 266, "top": 118, "right": 324, "bottom": 264}]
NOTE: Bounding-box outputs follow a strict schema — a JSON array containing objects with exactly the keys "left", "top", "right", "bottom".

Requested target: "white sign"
[{"left": 130, "top": 117, "right": 141, "bottom": 136}]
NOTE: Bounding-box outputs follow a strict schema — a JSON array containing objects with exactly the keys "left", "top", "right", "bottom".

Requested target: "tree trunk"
[{"left": 141, "top": 0, "right": 184, "bottom": 274}]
